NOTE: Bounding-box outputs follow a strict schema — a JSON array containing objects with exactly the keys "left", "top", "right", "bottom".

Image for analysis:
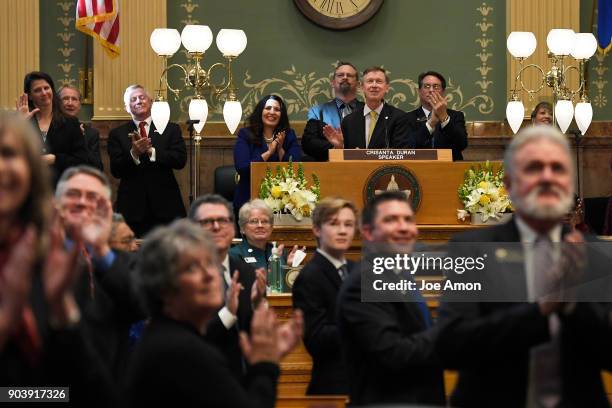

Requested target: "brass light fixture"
[{"left": 506, "top": 29, "right": 597, "bottom": 134}]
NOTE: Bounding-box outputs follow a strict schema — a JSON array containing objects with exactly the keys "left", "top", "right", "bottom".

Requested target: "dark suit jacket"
[
  {"left": 107, "top": 121, "right": 187, "bottom": 225},
  {"left": 341, "top": 103, "right": 408, "bottom": 149},
  {"left": 205, "top": 255, "right": 257, "bottom": 381},
  {"left": 32, "top": 115, "right": 89, "bottom": 185},
  {"left": 83, "top": 125, "right": 103, "bottom": 171},
  {"left": 292, "top": 252, "right": 352, "bottom": 394},
  {"left": 336, "top": 263, "right": 445, "bottom": 406},
  {"left": 437, "top": 217, "right": 612, "bottom": 407},
  {"left": 0, "top": 268, "right": 118, "bottom": 407},
  {"left": 301, "top": 99, "right": 364, "bottom": 161},
  {"left": 125, "top": 315, "right": 279, "bottom": 408},
  {"left": 74, "top": 250, "right": 145, "bottom": 381},
  {"left": 404, "top": 107, "right": 468, "bottom": 161}
]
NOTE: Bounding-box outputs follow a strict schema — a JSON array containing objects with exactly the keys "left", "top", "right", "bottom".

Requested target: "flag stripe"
[{"left": 75, "top": 0, "right": 120, "bottom": 58}]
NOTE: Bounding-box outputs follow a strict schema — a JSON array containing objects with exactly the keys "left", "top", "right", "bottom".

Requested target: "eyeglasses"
[
  {"left": 247, "top": 218, "right": 271, "bottom": 226},
  {"left": 63, "top": 188, "right": 102, "bottom": 204},
  {"left": 421, "top": 83, "right": 443, "bottom": 90},
  {"left": 196, "top": 217, "right": 232, "bottom": 227}
]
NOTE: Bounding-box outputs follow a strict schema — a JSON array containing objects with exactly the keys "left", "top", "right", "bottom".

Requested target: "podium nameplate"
[{"left": 329, "top": 149, "right": 452, "bottom": 162}]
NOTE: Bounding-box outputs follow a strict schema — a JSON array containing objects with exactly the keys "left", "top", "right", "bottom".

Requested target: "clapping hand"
[
  {"left": 44, "top": 215, "right": 82, "bottom": 325},
  {"left": 251, "top": 267, "right": 267, "bottom": 308},
  {"left": 323, "top": 125, "right": 344, "bottom": 148},
  {"left": 226, "top": 271, "right": 244, "bottom": 316},
  {"left": 81, "top": 195, "right": 113, "bottom": 258},
  {"left": 279, "top": 244, "right": 306, "bottom": 267},
  {"left": 427, "top": 91, "right": 449, "bottom": 125},
  {"left": 130, "top": 132, "right": 152, "bottom": 157},
  {"left": 239, "top": 306, "right": 303, "bottom": 364},
  {"left": 0, "top": 227, "right": 36, "bottom": 351},
  {"left": 15, "top": 93, "right": 40, "bottom": 119}
]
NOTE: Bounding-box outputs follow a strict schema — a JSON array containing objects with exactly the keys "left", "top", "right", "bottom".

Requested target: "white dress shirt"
[{"left": 131, "top": 117, "right": 156, "bottom": 164}]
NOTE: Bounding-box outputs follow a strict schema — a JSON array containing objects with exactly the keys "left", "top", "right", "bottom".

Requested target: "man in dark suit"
[
  {"left": 301, "top": 61, "right": 363, "bottom": 161},
  {"left": 336, "top": 191, "right": 445, "bottom": 406},
  {"left": 437, "top": 125, "right": 612, "bottom": 407},
  {"left": 108, "top": 84, "right": 187, "bottom": 237},
  {"left": 404, "top": 71, "right": 467, "bottom": 160},
  {"left": 341, "top": 66, "right": 408, "bottom": 149},
  {"left": 188, "top": 194, "right": 267, "bottom": 381},
  {"left": 59, "top": 85, "right": 104, "bottom": 171},
  {"left": 55, "top": 165, "right": 145, "bottom": 381},
  {"left": 292, "top": 197, "right": 358, "bottom": 395}
]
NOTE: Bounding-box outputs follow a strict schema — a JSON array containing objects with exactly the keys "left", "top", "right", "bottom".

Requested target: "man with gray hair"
[
  {"left": 108, "top": 84, "right": 187, "bottom": 237},
  {"left": 437, "top": 125, "right": 612, "bottom": 407},
  {"left": 55, "top": 165, "right": 145, "bottom": 379},
  {"left": 58, "top": 85, "right": 103, "bottom": 171}
]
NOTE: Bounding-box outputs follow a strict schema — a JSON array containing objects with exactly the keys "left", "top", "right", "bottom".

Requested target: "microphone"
[
  {"left": 384, "top": 115, "right": 390, "bottom": 148},
  {"left": 186, "top": 119, "right": 200, "bottom": 131}
]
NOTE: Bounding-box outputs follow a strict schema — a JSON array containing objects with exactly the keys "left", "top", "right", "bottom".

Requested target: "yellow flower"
[
  {"left": 478, "top": 181, "right": 489, "bottom": 189},
  {"left": 271, "top": 185, "right": 282, "bottom": 198},
  {"left": 479, "top": 194, "right": 491, "bottom": 205},
  {"left": 499, "top": 186, "right": 507, "bottom": 197}
]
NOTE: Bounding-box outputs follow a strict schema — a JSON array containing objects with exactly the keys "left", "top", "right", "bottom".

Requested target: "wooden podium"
[{"left": 251, "top": 149, "right": 482, "bottom": 226}]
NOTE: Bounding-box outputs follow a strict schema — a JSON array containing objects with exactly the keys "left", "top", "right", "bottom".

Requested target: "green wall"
[
  {"left": 40, "top": 1, "right": 612, "bottom": 122},
  {"left": 40, "top": 0, "right": 93, "bottom": 121},
  {"left": 581, "top": 0, "right": 612, "bottom": 118},
  {"left": 166, "top": 0, "right": 506, "bottom": 122}
]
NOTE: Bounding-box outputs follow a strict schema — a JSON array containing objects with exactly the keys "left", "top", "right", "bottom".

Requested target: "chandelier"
[
  {"left": 505, "top": 29, "right": 597, "bottom": 135},
  {"left": 148, "top": 25, "right": 247, "bottom": 135}
]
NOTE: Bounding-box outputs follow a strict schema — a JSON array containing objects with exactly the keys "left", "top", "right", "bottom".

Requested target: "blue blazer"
[
  {"left": 233, "top": 127, "right": 302, "bottom": 212},
  {"left": 307, "top": 100, "right": 343, "bottom": 128}
]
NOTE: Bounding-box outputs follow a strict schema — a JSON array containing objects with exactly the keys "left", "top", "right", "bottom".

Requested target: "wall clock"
[{"left": 294, "top": 0, "right": 384, "bottom": 30}]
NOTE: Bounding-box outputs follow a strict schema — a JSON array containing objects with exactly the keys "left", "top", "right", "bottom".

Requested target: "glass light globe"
[
  {"left": 570, "top": 33, "right": 598, "bottom": 60},
  {"left": 506, "top": 100, "right": 525, "bottom": 134},
  {"left": 151, "top": 101, "right": 170, "bottom": 134},
  {"left": 181, "top": 25, "right": 213, "bottom": 53},
  {"left": 574, "top": 102, "right": 593, "bottom": 134},
  {"left": 547, "top": 29, "right": 576, "bottom": 56},
  {"left": 507, "top": 32, "right": 537, "bottom": 59},
  {"left": 189, "top": 98, "right": 209, "bottom": 134},
  {"left": 216, "top": 29, "right": 247, "bottom": 57},
  {"left": 223, "top": 101, "right": 242, "bottom": 134},
  {"left": 150, "top": 28, "right": 181, "bottom": 56},
  {"left": 555, "top": 100, "right": 574, "bottom": 133}
]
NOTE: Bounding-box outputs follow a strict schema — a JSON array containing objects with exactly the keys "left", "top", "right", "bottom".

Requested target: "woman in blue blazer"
[{"left": 233, "top": 94, "right": 302, "bottom": 213}]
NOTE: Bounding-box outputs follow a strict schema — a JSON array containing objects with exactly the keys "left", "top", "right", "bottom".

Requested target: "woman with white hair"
[
  {"left": 126, "top": 219, "right": 303, "bottom": 407},
  {"left": 229, "top": 199, "right": 303, "bottom": 270}
]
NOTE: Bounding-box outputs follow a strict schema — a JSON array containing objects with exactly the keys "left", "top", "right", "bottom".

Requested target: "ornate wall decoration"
[
  {"left": 475, "top": 3, "right": 494, "bottom": 98},
  {"left": 56, "top": 1, "right": 77, "bottom": 87},
  {"left": 238, "top": 65, "right": 494, "bottom": 118},
  {"left": 592, "top": 52, "right": 609, "bottom": 108}
]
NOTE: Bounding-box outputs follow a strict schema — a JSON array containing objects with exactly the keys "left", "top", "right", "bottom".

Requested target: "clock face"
[
  {"left": 306, "top": 0, "right": 371, "bottom": 19},
  {"left": 295, "top": 0, "right": 383, "bottom": 30}
]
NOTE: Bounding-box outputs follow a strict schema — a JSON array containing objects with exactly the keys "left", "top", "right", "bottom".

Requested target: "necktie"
[
  {"left": 367, "top": 111, "right": 378, "bottom": 147},
  {"left": 138, "top": 121, "right": 147, "bottom": 140},
  {"left": 338, "top": 264, "right": 348, "bottom": 281},
  {"left": 529, "top": 235, "right": 562, "bottom": 408},
  {"left": 341, "top": 103, "right": 352, "bottom": 119},
  {"left": 82, "top": 248, "right": 95, "bottom": 299},
  {"left": 427, "top": 112, "right": 436, "bottom": 148}
]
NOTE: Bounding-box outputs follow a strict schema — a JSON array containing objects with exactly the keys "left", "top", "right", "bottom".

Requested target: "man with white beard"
[{"left": 437, "top": 125, "right": 612, "bottom": 408}]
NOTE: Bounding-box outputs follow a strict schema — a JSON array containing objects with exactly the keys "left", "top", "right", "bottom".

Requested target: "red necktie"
[{"left": 139, "top": 121, "right": 147, "bottom": 140}]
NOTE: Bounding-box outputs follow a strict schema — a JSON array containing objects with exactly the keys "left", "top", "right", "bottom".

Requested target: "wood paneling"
[
  {"left": 92, "top": 0, "right": 165, "bottom": 120},
  {"left": 506, "top": 0, "right": 581, "bottom": 115},
  {"left": 0, "top": 0, "right": 39, "bottom": 110}
]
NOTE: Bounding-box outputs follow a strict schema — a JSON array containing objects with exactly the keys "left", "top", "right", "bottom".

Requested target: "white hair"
[{"left": 123, "top": 84, "right": 150, "bottom": 113}]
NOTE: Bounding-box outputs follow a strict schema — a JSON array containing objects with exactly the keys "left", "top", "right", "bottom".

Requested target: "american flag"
[{"left": 75, "top": 0, "right": 120, "bottom": 58}]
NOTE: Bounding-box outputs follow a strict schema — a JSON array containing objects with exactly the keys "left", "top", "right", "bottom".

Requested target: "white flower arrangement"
[
  {"left": 457, "top": 161, "right": 513, "bottom": 222},
  {"left": 259, "top": 160, "right": 320, "bottom": 221}
]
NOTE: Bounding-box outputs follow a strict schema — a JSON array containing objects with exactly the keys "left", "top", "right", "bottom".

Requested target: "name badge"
[{"left": 244, "top": 257, "right": 257, "bottom": 263}]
